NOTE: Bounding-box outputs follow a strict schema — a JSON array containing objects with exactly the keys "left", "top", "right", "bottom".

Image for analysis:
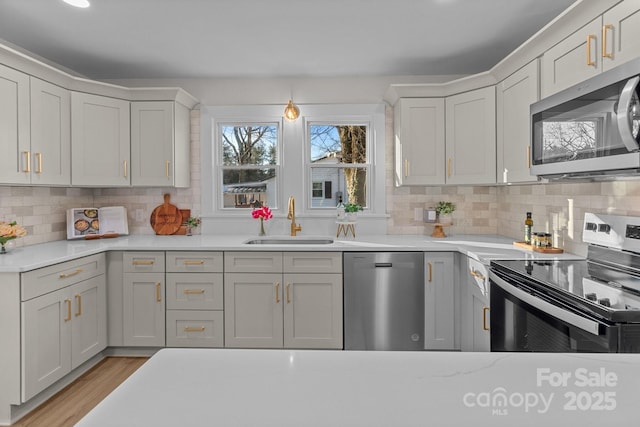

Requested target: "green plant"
[
  {"left": 344, "top": 203, "right": 363, "bottom": 213},
  {"left": 186, "top": 217, "right": 201, "bottom": 228},
  {"left": 435, "top": 201, "right": 456, "bottom": 215}
]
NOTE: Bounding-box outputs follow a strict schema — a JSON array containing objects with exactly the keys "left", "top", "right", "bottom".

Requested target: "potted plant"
[
  {"left": 435, "top": 201, "right": 456, "bottom": 224},
  {"left": 185, "top": 216, "right": 201, "bottom": 236},
  {"left": 344, "top": 203, "right": 363, "bottom": 222}
]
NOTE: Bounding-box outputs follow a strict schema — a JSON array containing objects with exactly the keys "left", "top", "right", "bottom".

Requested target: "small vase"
[
  {"left": 186, "top": 226, "right": 193, "bottom": 236},
  {"left": 346, "top": 212, "right": 357, "bottom": 222},
  {"left": 258, "top": 218, "right": 266, "bottom": 236},
  {"left": 0, "top": 242, "right": 6, "bottom": 255}
]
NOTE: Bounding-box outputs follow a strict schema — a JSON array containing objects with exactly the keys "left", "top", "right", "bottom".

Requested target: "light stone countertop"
[{"left": 0, "top": 234, "right": 583, "bottom": 273}]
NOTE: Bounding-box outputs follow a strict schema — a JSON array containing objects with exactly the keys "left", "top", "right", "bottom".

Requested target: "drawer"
[
  {"left": 166, "top": 273, "right": 223, "bottom": 310},
  {"left": 284, "top": 252, "right": 342, "bottom": 273},
  {"left": 21, "top": 254, "right": 105, "bottom": 301},
  {"left": 166, "top": 251, "right": 223, "bottom": 273},
  {"left": 224, "top": 252, "right": 283, "bottom": 273},
  {"left": 123, "top": 252, "right": 165, "bottom": 273},
  {"left": 166, "top": 310, "right": 224, "bottom": 348}
]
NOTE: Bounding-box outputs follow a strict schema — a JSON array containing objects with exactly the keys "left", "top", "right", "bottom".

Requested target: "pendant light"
[{"left": 284, "top": 99, "right": 300, "bottom": 121}]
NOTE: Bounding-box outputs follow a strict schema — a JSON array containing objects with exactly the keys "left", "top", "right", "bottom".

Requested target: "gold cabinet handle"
[
  {"left": 447, "top": 158, "right": 452, "bottom": 177},
  {"left": 22, "top": 151, "right": 31, "bottom": 173},
  {"left": 184, "top": 326, "right": 205, "bottom": 332},
  {"left": 75, "top": 294, "right": 82, "bottom": 317},
  {"left": 586, "top": 34, "right": 596, "bottom": 66},
  {"left": 183, "top": 289, "right": 205, "bottom": 295},
  {"left": 404, "top": 159, "right": 409, "bottom": 178},
  {"left": 165, "top": 160, "right": 170, "bottom": 178},
  {"left": 183, "top": 260, "right": 205, "bottom": 265},
  {"left": 123, "top": 160, "right": 128, "bottom": 178},
  {"left": 526, "top": 145, "right": 531, "bottom": 169},
  {"left": 469, "top": 269, "right": 486, "bottom": 282},
  {"left": 286, "top": 283, "right": 291, "bottom": 304},
  {"left": 428, "top": 262, "right": 433, "bottom": 282},
  {"left": 59, "top": 268, "right": 83, "bottom": 279},
  {"left": 275, "top": 282, "right": 280, "bottom": 304},
  {"left": 155, "top": 283, "right": 162, "bottom": 302},
  {"left": 482, "top": 307, "right": 490, "bottom": 331},
  {"left": 602, "top": 24, "right": 614, "bottom": 59},
  {"left": 64, "top": 299, "right": 72, "bottom": 322},
  {"left": 35, "top": 152, "right": 42, "bottom": 174},
  {"left": 133, "top": 260, "right": 154, "bottom": 266}
]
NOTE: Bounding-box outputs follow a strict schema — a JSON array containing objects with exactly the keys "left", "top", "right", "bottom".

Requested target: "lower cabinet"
[
  {"left": 224, "top": 252, "right": 343, "bottom": 349},
  {"left": 460, "top": 257, "right": 490, "bottom": 352},
  {"left": 424, "top": 252, "right": 456, "bottom": 350},
  {"left": 21, "top": 255, "right": 106, "bottom": 402}
]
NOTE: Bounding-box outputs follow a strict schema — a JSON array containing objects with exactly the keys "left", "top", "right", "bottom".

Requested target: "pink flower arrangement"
[
  {"left": 0, "top": 221, "right": 27, "bottom": 253},
  {"left": 251, "top": 206, "right": 273, "bottom": 221}
]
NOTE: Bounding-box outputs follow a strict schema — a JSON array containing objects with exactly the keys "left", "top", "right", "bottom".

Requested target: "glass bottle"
[
  {"left": 336, "top": 196, "right": 346, "bottom": 222},
  {"left": 524, "top": 212, "right": 533, "bottom": 244}
]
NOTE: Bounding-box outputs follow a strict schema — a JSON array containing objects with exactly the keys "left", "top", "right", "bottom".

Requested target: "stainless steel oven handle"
[
  {"left": 490, "top": 273, "right": 601, "bottom": 336},
  {"left": 617, "top": 76, "right": 640, "bottom": 152}
]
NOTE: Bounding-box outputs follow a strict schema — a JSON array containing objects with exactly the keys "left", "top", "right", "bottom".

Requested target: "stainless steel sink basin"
[{"left": 244, "top": 237, "right": 334, "bottom": 245}]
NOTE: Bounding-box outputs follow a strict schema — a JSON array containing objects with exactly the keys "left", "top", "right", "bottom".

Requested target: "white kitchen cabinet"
[
  {"left": 424, "top": 252, "right": 455, "bottom": 350},
  {"left": 122, "top": 252, "right": 165, "bottom": 347},
  {"left": 165, "top": 251, "right": 224, "bottom": 348},
  {"left": 131, "top": 101, "right": 190, "bottom": 187},
  {"left": 445, "top": 86, "right": 496, "bottom": 185},
  {"left": 21, "top": 255, "right": 106, "bottom": 402},
  {"left": 0, "top": 64, "right": 30, "bottom": 185},
  {"left": 71, "top": 92, "right": 130, "bottom": 186},
  {"left": 541, "top": 1, "right": 640, "bottom": 97},
  {"left": 496, "top": 60, "right": 539, "bottom": 184},
  {"left": 224, "top": 252, "right": 343, "bottom": 349},
  {"left": 29, "top": 77, "right": 71, "bottom": 185},
  {"left": 394, "top": 98, "right": 445, "bottom": 186},
  {"left": 460, "top": 257, "right": 490, "bottom": 352}
]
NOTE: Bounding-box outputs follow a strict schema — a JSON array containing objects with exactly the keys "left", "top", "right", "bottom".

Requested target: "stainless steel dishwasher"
[{"left": 343, "top": 252, "right": 424, "bottom": 350}]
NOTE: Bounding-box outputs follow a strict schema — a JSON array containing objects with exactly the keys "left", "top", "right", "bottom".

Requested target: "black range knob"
[
  {"left": 598, "top": 298, "right": 611, "bottom": 307},
  {"left": 585, "top": 222, "right": 597, "bottom": 231},
  {"left": 598, "top": 224, "right": 611, "bottom": 234},
  {"left": 585, "top": 293, "right": 597, "bottom": 301}
]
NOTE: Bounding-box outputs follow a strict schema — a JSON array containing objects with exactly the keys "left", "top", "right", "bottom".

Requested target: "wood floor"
[{"left": 13, "top": 357, "right": 148, "bottom": 427}]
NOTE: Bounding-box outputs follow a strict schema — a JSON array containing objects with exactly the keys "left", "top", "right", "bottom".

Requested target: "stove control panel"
[{"left": 584, "top": 212, "right": 640, "bottom": 252}]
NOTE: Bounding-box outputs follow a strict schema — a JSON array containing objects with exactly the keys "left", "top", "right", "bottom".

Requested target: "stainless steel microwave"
[{"left": 531, "top": 57, "right": 640, "bottom": 179}]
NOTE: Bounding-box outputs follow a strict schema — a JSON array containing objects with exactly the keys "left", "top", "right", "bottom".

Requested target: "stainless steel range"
[{"left": 490, "top": 212, "right": 640, "bottom": 353}]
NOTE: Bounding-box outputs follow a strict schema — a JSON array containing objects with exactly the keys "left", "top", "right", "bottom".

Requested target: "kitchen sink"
[{"left": 244, "top": 237, "right": 334, "bottom": 245}]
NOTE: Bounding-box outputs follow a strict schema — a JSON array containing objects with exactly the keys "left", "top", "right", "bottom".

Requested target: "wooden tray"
[{"left": 513, "top": 241, "right": 564, "bottom": 253}]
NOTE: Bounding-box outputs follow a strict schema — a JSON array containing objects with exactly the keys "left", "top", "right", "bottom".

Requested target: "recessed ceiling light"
[{"left": 62, "top": 0, "right": 90, "bottom": 8}]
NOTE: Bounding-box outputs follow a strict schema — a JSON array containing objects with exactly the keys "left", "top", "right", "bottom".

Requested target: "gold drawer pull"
[
  {"left": 404, "top": 159, "right": 409, "bottom": 178},
  {"left": 183, "top": 289, "right": 205, "bottom": 295},
  {"left": 482, "top": 307, "right": 490, "bottom": 331},
  {"left": 64, "top": 299, "right": 72, "bottom": 322},
  {"left": 59, "top": 268, "right": 83, "bottom": 279},
  {"left": 428, "top": 262, "right": 433, "bottom": 282},
  {"left": 133, "top": 260, "right": 155, "bottom": 266},
  {"left": 35, "top": 152, "right": 42, "bottom": 174},
  {"left": 602, "top": 24, "right": 613, "bottom": 59},
  {"left": 586, "top": 34, "right": 596, "bottom": 66},
  {"left": 275, "top": 282, "right": 280, "bottom": 304},
  {"left": 286, "top": 283, "right": 291, "bottom": 304},
  {"left": 166, "top": 160, "right": 170, "bottom": 178},
  {"left": 183, "top": 260, "right": 205, "bottom": 265},
  {"left": 75, "top": 294, "right": 82, "bottom": 317},
  {"left": 156, "top": 283, "right": 162, "bottom": 302},
  {"left": 123, "top": 160, "right": 128, "bottom": 178},
  {"left": 447, "top": 158, "right": 452, "bottom": 177},
  {"left": 184, "top": 326, "right": 205, "bottom": 332},
  {"left": 22, "top": 151, "right": 31, "bottom": 173}
]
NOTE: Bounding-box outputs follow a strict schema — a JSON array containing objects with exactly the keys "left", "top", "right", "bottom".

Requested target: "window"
[
  {"left": 218, "top": 123, "right": 279, "bottom": 209},
  {"left": 308, "top": 124, "right": 368, "bottom": 209}
]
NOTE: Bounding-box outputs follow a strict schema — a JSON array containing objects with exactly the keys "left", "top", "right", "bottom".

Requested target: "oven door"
[{"left": 489, "top": 271, "right": 619, "bottom": 352}]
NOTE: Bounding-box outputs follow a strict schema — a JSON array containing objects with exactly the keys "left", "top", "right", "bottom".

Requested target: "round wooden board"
[{"left": 150, "top": 194, "right": 183, "bottom": 235}]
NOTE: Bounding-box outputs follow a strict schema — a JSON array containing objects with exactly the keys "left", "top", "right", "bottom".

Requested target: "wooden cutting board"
[{"left": 150, "top": 194, "right": 183, "bottom": 235}]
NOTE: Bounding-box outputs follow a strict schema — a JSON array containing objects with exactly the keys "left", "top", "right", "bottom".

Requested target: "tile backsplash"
[{"left": 2, "top": 108, "right": 640, "bottom": 257}]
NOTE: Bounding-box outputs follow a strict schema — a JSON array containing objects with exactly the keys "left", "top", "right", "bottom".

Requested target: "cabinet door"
[
  {"left": 166, "top": 272, "right": 223, "bottom": 310},
  {"left": 30, "top": 77, "right": 71, "bottom": 185},
  {"left": 123, "top": 273, "right": 165, "bottom": 346},
  {"left": 445, "top": 87, "right": 496, "bottom": 185},
  {"left": 0, "top": 64, "right": 30, "bottom": 185},
  {"left": 469, "top": 283, "right": 490, "bottom": 352},
  {"left": 70, "top": 275, "right": 107, "bottom": 368},
  {"left": 131, "top": 101, "right": 175, "bottom": 187},
  {"left": 224, "top": 273, "right": 283, "bottom": 348},
  {"left": 71, "top": 92, "right": 130, "bottom": 186},
  {"left": 394, "top": 98, "right": 445, "bottom": 186},
  {"left": 497, "top": 60, "right": 539, "bottom": 184},
  {"left": 21, "top": 288, "right": 71, "bottom": 402},
  {"left": 424, "top": 253, "right": 455, "bottom": 350},
  {"left": 541, "top": 17, "right": 602, "bottom": 98},
  {"left": 283, "top": 273, "right": 343, "bottom": 349},
  {"left": 602, "top": 1, "right": 640, "bottom": 71}
]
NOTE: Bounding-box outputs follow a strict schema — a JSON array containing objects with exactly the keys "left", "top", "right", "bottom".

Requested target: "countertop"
[
  {"left": 0, "top": 234, "right": 582, "bottom": 273},
  {"left": 74, "top": 348, "right": 640, "bottom": 427}
]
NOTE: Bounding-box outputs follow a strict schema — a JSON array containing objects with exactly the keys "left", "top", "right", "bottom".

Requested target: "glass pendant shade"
[{"left": 284, "top": 100, "right": 300, "bottom": 121}]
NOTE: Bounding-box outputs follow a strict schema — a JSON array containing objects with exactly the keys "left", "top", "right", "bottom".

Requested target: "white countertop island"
[{"left": 75, "top": 348, "right": 640, "bottom": 427}]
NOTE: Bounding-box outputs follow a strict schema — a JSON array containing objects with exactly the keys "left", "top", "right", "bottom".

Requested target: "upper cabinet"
[
  {"left": 445, "top": 86, "right": 496, "bottom": 185},
  {"left": 0, "top": 64, "right": 30, "bottom": 184},
  {"left": 496, "top": 60, "right": 539, "bottom": 184},
  {"left": 541, "top": 1, "right": 640, "bottom": 98},
  {"left": 71, "top": 92, "right": 131, "bottom": 187},
  {"left": 131, "top": 101, "right": 190, "bottom": 187},
  {"left": 394, "top": 98, "right": 445, "bottom": 186}
]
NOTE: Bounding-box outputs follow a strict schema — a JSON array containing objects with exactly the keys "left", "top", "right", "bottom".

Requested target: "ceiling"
[{"left": 0, "top": 0, "right": 577, "bottom": 80}]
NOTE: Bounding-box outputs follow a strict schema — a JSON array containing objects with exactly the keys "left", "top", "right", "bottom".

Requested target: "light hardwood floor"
[{"left": 13, "top": 357, "right": 148, "bottom": 427}]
